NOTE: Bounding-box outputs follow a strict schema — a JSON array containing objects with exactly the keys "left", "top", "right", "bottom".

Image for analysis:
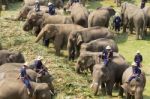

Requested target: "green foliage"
[{"left": 0, "top": 0, "right": 150, "bottom": 99}]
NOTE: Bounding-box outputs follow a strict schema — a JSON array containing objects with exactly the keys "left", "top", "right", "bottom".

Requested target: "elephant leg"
[
  {"left": 76, "top": 45, "right": 81, "bottom": 57},
  {"left": 118, "top": 85, "right": 124, "bottom": 97},
  {"left": 126, "top": 92, "right": 131, "bottom": 99},
  {"left": 106, "top": 81, "right": 113, "bottom": 96},
  {"left": 54, "top": 35, "right": 64, "bottom": 55},
  {"left": 89, "top": 66, "right": 93, "bottom": 74},
  {"left": 136, "top": 28, "right": 140, "bottom": 40},
  {"left": 101, "top": 82, "right": 106, "bottom": 95},
  {"left": 123, "top": 18, "right": 128, "bottom": 33}
]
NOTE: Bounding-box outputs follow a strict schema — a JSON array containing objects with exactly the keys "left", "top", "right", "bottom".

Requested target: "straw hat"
[
  {"left": 106, "top": 45, "right": 111, "bottom": 50},
  {"left": 36, "top": 56, "right": 43, "bottom": 60},
  {"left": 35, "top": 0, "right": 39, "bottom": 3},
  {"left": 136, "top": 50, "right": 140, "bottom": 54},
  {"left": 48, "top": 2, "right": 52, "bottom": 6},
  {"left": 23, "top": 62, "right": 28, "bottom": 66},
  {"left": 131, "top": 62, "right": 136, "bottom": 66}
]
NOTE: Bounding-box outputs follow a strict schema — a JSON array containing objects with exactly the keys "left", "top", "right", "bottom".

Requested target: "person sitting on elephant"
[
  {"left": 33, "top": 56, "right": 47, "bottom": 75},
  {"left": 102, "top": 46, "right": 113, "bottom": 66},
  {"left": 113, "top": 13, "right": 121, "bottom": 33},
  {"left": 141, "top": 0, "right": 147, "bottom": 9},
  {"left": 48, "top": 2, "right": 56, "bottom": 15},
  {"left": 18, "top": 62, "right": 32, "bottom": 95},
  {"left": 35, "top": 0, "right": 40, "bottom": 12},
  {"left": 134, "top": 50, "right": 143, "bottom": 67},
  {"left": 128, "top": 62, "right": 141, "bottom": 82}
]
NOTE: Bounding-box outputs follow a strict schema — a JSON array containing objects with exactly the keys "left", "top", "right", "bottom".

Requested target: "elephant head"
[
  {"left": 91, "top": 63, "right": 110, "bottom": 95},
  {"left": 36, "top": 73, "right": 54, "bottom": 93},
  {"left": 68, "top": 31, "right": 84, "bottom": 60},
  {"left": 17, "top": 5, "right": 33, "bottom": 21},
  {"left": 121, "top": 2, "right": 127, "bottom": 17},
  {"left": 106, "top": 7, "right": 116, "bottom": 16},
  {"left": 7, "top": 52, "right": 25, "bottom": 63},
  {"left": 23, "top": 12, "right": 43, "bottom": 31},
  {"left": 35, "top": 24, "right": 59, "bottom": 43},
  {"left": 32, "top": 83, "right": 53, "bottom": 99},
  {"left": 121, "top": 75, "right": 145, "bottom": 99},
  {"left": 76, "top": 52, "right": 100, "bottom": 74}
]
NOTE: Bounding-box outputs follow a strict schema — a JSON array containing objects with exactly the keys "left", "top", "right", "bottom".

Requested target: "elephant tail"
[{"left": 35, "top": 26, "right": 46, "bottom": 43}]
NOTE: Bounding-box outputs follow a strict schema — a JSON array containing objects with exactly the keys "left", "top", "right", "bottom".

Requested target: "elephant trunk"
[
  {"left": 35, "top": 28, "right": 45, "bottom": 43},
  {"left": 91, "top": 82, "right": 99, "bottom": 96}
]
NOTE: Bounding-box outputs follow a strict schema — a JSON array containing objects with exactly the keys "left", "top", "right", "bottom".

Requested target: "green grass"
[{"left": 0, "top": 1, "right": 150, "bottom": 99}]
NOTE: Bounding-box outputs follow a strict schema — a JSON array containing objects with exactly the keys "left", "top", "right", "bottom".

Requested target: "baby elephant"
[
  {"left": 121, "top": 67, "right": 146, "bottom": 99},
  {"left": 80, "top": 38, "right": 119, "bottom": 52}
]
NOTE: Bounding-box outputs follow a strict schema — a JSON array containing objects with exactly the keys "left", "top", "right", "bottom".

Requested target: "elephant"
[
  {"left": 90, "top": 55, "right": 129, "bottom": 96},
  {"left": 76, "top": 51, "right": 125, "bottom": 74},
  {"left": 67, "top": 26, "right": 114, "bottom": 60},
  {"left": 88, "top": 7, "right": 116, "bottom": 27},
  {"left": 0, "top": 50, "right": 25, "bottom": 65},
  {"left": 70, "top": 3, "right": 89, "bottom": 27},
  {"left": 0, "top": 78, "right": 53, "bottom": 99},
  {"left": 23, "top": 11, "right": 73, "bottom": 36},
  {"left": 121, "top": 67, "right": 146, "bottom": 99},
  {"left": 35, "top": 24, "right": 84, "bottom": 55},
  {"left": 0, "top": 63, "right": 54, "bottom": 93},
  {"left": 5, "top": 5, "right": 49, "bottom": 21},
  {"left": 121, "top": 2, "right": 146, "bottom": 40},
  {"left": 80, "top": 38, "right": 119, "bottom": 52}
]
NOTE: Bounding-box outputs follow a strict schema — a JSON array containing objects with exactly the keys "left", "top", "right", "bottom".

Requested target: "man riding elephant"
[
  {"left": 32, "top": 56, "right": 48, "bottom": 76},
  {"left": 48, "top": 2, "right": 55, "bottom": 15},
  {"left": 134, "top": 50, "right": 143, "bottom": 67},
  {"left": 141, "top": 0, "right": 147, "bottom": 9},
  {"left": 35, "top": 0, "right": 40, "bottom": 12},
  {"left": 101, "top": 46, "right": 113, "bottom": 66},
  {"left": 128, "top": 62, "right": 142, "bottom": 83},
  {"left": 18, "top": 62, "right": 31, "bottom": 95}
]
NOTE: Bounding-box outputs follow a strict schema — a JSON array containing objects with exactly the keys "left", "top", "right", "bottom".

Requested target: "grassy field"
[{"left": 0, "top": 0, "right": 150, "bottom": 99}]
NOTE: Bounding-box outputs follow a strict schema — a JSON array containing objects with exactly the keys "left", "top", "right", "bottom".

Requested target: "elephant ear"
[
  {"left": 76, "top": 33, "right": 83, "bottom": 46},
  {"left": 86, "top": 56, "right": 94, "bottom": 67},
  {"left": 7, "top": 54, "right": 15, "bottom": 62}
]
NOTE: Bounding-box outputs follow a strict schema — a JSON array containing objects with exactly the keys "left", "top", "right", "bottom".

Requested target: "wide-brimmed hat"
[
  {"left": 36, "top": 56, "right": 43, "bottom": 60},
  {"left": 136, "top": 50, "right": 140, "bottom": 54},
  {"left": 48, "top": 2, "right": 52, "bottom": 6},
  {"left": 106, "top": 45, "right": 111, "bottom": 50},
  {"left": 23, "top": 62, "right": 28, "bottom": 66},
  {"left": 131, "top": 62, "right": 136, "bottom": 66}
]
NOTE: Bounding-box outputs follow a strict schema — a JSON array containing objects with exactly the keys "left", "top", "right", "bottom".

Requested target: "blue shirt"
[
  {"left": 20, "top": 67, "right": 27, "bottom": 78},
  {"left": 34, "top": 60, "right": 43, "bottom": 69},
  {"left": 48, "top": 4, "right": 55, "bottom": 15}
]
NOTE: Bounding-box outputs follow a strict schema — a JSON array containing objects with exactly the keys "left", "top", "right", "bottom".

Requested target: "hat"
[
  {"left": 35, "top": 0, "right": 39, "bottom": 3},
  {"left": 48, "top": 2, "right": 52, "bottom": 6},
  {"left": 106, "top": 46, "right": 111, "bottom": 50},
  {"left": 136, "top": 50, "right": 140, "bottom": 54},
  {"left": 23, "top": 62, "right": 28, "bottom": 66},
  {"left": 36, "top": 56, "right": 43, "bottom": 60},
  {"left": 131, "top": 62, "right": 136, "bottom": 66}
]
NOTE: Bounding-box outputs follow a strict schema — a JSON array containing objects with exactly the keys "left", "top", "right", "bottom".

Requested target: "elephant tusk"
[{"left": 49, "top": 90, "right": 54, "bottom": 95}]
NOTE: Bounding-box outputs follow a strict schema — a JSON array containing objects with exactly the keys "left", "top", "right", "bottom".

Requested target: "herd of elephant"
[{"left": 0, "top": 0, "right": 148, "bottom": 99}]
